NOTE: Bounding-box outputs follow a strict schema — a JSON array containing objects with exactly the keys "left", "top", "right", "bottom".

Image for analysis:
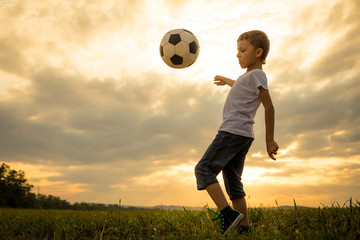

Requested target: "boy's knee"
[
  {"left": 194, "top": 162, "right": 218, "bottom": 190},
  {"left": 194, "top": 162, "right": 203, "bottom": 178},
  {"left": 195, "top": 161, "right": 212, "bottom": 177}
]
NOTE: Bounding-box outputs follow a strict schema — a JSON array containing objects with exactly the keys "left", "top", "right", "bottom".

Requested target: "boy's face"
[{"left": 237, "top": 39, "right": 262, "bottom": 70}]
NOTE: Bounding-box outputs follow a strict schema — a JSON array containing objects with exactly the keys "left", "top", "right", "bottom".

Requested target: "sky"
[{"left": 1, "top": 0, "right": 359, "bottom": 208}]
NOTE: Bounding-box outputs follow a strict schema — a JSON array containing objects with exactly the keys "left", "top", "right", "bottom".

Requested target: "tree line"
[{"left": 0, "top": 163, "right": 142, "bottom": 210}]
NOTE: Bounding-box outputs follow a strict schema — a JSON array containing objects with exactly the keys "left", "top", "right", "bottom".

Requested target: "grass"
[{"left": 0, "top": 199, "right": 359, "bottom": 239}]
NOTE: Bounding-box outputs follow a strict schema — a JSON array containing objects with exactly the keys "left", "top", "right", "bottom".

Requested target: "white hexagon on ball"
[{"left": 162, "top": 43, "right": 175, "bottom": 58}]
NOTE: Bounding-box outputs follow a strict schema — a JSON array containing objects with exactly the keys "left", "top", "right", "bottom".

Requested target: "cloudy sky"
[{"left": 1, "top": 0, "right": 359, "bottom": 208}]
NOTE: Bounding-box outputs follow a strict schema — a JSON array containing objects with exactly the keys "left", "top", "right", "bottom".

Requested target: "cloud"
[
  {"left": 0, "top": 66, "right": 226, "bottom": 204},
  {"left": 244, "top": 157, "right": 360, "bottom": 206},
  {"left": 0, "top": 0, "right": 147, "bottom": 79},
  {"left": 0, "top": 34, "right": 30, "bottom": 76},
  {"left": 310, "top": 0, "right": 360, "bottom": 77},
  {"left": 1, "top": 0, "right": 145, "bottom": 41},
  {"left": 0, "top": 67, "right": 225, "bottom": 166},
  {"left": 264, "top": 0, "right": 360, "bottom": 160}
]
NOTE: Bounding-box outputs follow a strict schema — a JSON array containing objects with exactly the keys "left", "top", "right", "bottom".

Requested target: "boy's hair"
[{"left": 238, "top": 30, "right": 270, "bottom": 64}]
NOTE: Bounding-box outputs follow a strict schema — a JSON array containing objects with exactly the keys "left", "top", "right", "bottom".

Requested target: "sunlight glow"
[
  {"left": 252, "top": 152, "right": 264, "bottom": 158},
  {"left": 243, "top": 167, "right": 278, "bottom": 183},
  {"left": 280, "top": 141, "right": 298, "bottom": 155},
  {"left": 134, "top": 162, "right": 196, "bottom": 187}
]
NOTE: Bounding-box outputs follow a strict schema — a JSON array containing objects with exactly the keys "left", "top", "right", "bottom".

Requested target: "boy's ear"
[{"left": 256, "top": 48, "right": 264, "bottom": 58}]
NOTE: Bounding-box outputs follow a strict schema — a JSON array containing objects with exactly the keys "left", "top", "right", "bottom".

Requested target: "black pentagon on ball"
[
  {"left": 169, "top": 34, "right": 181, "bottom": 45},
  {"left": 159, "top": 45, "right": 164, "bottom": 57},
  {"left": 170, "top": 54, "right": 183, "bottom": 65},
  {"left": 189, "top": 41, "right": 198, "bottom": 54}
]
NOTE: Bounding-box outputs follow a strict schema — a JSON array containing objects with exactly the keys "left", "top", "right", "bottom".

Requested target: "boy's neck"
[{"left": 246, "top": 62, "right": 263, "bottom": 73}]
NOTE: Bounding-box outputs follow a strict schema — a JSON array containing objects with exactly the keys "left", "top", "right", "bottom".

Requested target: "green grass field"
[{"left": 1, "top": 200, "right": 359, "bottom": 239}]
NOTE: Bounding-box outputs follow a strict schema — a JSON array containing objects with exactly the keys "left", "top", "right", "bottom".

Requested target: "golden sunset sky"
[{"left": 1, "top": 0, "right": 359, "bottom": 208}]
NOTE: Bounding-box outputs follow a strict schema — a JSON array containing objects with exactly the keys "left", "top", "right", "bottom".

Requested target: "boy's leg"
[
  {"left": 195, "top": 132, "right": 251, "bottom": 234},
  {"left": 232, "top": 197, "right": 249, "bottom": 225},
  {"left": 195, "top": 131, "right": 237, "bottom": 208},
  {"left": 205, "top": 183, "right": 228, "bottom": 210},
  {"left": 206, "top": 183, "right": 244, "bottom": 234},
  {"left": 222, "top": 136, "right": 253, "bottom": 226}
]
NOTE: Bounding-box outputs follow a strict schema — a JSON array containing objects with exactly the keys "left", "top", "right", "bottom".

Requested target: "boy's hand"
[
  {"left": 266, "top": 140, "right": 279, "bottom": 160},
  {"left": 214, "top": 75, "right": 235, "bottom": 86}
]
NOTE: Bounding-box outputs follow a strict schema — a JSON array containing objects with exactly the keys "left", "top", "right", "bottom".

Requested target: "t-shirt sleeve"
[{"left": 249, "top": 70, "right": 268, "bottom": 95}]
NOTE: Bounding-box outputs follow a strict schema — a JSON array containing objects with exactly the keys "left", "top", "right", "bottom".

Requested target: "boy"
[{"left": 194, "top": 30, "right": 279, "bottom": 234}]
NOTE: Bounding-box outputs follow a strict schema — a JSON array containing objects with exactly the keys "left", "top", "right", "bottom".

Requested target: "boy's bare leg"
[
  {"left": 232, "top": 197, "right": 249, "bottom": 225},
  {"left": 206, "top": 183, "right": 228, "bottom": 210}
]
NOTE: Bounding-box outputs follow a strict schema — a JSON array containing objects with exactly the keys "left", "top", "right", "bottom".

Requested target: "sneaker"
[{"left": 209, "top": 205, "right": 244, "bottom": 234}]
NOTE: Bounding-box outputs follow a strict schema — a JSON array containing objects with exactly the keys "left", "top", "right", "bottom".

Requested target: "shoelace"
[{"left": 207, "top": 208, "right": 225, "bottom": 231}]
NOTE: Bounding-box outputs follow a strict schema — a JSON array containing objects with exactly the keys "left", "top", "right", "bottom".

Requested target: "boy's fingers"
[
  {"left": 214, "top": 80, "right": 225, "bottom": 85},
  {"left": 269, "top": 152, "right": 276, "bottom": 160},
  {"left": 268, "top": 147, "right": 277, "bottom": 160}
]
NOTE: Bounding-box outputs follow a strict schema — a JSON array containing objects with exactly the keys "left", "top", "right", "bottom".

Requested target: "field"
[{"left": 1, "top": 200, "right": 359, "bottom": 240}]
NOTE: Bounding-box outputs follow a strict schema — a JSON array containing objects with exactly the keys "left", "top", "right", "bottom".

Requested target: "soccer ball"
[{"left": 159, "top": 29, "right": 200, "bottom": 69}]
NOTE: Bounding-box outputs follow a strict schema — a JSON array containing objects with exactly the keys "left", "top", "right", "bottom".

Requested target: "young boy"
[{"left": 195, "top": 30, "right": 279, "bottom": 234}]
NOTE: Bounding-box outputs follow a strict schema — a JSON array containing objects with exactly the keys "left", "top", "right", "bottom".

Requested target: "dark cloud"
[
  {"left": 0, "top": 66, "right": 225, "bottom": 202},
  {"left": 271, "top": 72, "right": 360, "bottom": 158},
  {"left": 0, "top": 67, "right": 223, "bottom": 167}
]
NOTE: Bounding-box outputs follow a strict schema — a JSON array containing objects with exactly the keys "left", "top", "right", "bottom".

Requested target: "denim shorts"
[{"left": 194, "top": 131, "right": 253, "bottom": 200}]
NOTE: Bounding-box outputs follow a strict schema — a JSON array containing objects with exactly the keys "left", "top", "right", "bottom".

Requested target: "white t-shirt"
[{"left": 218, "top": 69, "right": 268, "bottom": 138}]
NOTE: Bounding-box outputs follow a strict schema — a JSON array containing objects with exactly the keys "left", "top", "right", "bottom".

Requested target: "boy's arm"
[
  {"left": 259, "top": 87, "right": 279, "bottom": 160},
  {"left": 214, "top": 75, "right": 235, "bottom": 87}
]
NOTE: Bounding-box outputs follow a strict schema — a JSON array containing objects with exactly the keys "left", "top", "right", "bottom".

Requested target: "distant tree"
[
  {"left": 0, "top": 163, "right": 36, "bottom": 208},
  {"left": 35, "top": 194, "right": 71, "bottom": 209},
  {"left": 0, "top": 163, "right": 135, "bottom": 210}
]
